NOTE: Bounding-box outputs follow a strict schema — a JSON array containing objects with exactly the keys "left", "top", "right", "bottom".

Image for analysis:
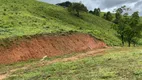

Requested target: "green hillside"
[{"left": 0, "top": 0, "right": 121, "bottom": 45}]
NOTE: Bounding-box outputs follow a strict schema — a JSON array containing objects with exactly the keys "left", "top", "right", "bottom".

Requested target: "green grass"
[
  {"left": 0, "top": 59, "right": 38, "bottom": 75},
  {"left": 0, "top": 0, "right": 122, "bottom": 46},
  {"left": 3, "top": 47, "right": 142, "bottom": 80}
]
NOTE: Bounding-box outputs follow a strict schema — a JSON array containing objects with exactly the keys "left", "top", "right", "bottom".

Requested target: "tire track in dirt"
[{"left": 0, "top": 48, "right": 108, "bottom": 80}]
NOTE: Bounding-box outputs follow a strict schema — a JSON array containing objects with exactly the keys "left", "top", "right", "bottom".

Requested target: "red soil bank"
[{"left": 0, "top": 33, "right": 106, "bottom": 64}]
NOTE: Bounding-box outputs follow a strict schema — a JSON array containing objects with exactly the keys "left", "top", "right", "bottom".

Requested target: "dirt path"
[
  {"left": 0, "top": 75, "right": 7, "bottom": 80},
  {"left": 0, "top": 48, "right": 108, "bottom": 80}
]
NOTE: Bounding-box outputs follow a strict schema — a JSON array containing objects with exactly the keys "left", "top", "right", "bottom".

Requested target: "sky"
[{"left": 41, "top": 0, "right": 142, "bottom": 16}]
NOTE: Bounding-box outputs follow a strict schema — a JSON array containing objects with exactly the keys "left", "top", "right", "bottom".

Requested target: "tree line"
[
  {"left": 56, "top": 1, "right": 142, "bottom": 47},
  {"left": 113, "top": 6, "right": 142, "bottom": 47}
]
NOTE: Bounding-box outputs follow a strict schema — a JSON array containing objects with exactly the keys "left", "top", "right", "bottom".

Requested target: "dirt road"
[{"left": 0, "top": 48, "right": 108, "bottom": 80}]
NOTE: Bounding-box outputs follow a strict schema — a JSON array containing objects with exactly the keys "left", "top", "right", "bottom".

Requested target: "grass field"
[{"left": 0, "top": 47, "right": 141, "bottom": 80}]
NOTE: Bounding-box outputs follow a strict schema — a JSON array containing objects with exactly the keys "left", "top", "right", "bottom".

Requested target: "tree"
[
  {"left": 103, "top": 13, "right": 107, "bottom": 19},
  {"left": 115, "top": 5, "right": 131, "bottom": 14},
  {"left": 113, "top": 18, "right": 129, "bottom": 46},
  {"left": 113, "top": 12, "right": 125, "bottom": 46},
  {"left": 113, "top": 12, "right": 122, "bottom": 24},
  {"left": 116, "top": 8, "right": 123, "bottom": 14},
  {"left": 104, "top": 11, "right": 113, "bottom": 21},
  {"left": 94, "top": 8, "right": 97, "bottom": 15},
  {"left": 113, "top": 6, "right": 141, "bottom": 47},
  {"left": 113, "top": 6, "right": 131, "bottom": 46},
  {"left": 130, "top": 11, "right": 140, "bottom": 26},
  {"left": 114, "top": 5, "right": 130, "bottom": 24},
  {"left": 56, "top": 1, "right": 72, "bottom": 8},
  {"left": 97, "top": 8, "right": 101, "bottom": 16},
  {"left": 68, "top": 2, "right": 88, "bottom": 17},
  {"left": 125, "top": 11, "right": 141, "bottom": 47},
  {"left": 131, "top": 24, "right": 142, "bottom": 46},
  {"left": 89, "top": 10, "right": 94, "bottom": 14},
  {"left": 94, "top": 8, "right": 101, "bottom": 16}
]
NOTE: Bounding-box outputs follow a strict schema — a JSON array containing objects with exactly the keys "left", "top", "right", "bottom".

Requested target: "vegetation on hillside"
[{"left": 0, "top": 0, "right": 121, "bottom": 46}]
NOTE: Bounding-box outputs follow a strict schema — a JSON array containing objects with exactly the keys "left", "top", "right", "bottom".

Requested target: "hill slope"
[{"left": 0, "top": 0, "right": 121, "bottom": 45}]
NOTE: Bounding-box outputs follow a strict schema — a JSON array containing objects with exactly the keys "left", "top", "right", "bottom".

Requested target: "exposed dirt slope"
[{"left": 0, "top": 33, "right": 106, "bottom": 64}]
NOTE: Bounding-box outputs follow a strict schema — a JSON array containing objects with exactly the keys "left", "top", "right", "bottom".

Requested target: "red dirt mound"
[{"left": 0, "top": 33, "right": 106, "bottom": 64}]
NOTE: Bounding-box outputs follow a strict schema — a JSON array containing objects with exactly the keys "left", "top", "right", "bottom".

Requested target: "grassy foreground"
[{"left": 1, "top": 47, "right": 141, "bottom": 80}]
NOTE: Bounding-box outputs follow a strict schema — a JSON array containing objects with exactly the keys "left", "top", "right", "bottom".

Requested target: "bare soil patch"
[{"left": 0, "top": 33, "right": 106, "bottom": 64}]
